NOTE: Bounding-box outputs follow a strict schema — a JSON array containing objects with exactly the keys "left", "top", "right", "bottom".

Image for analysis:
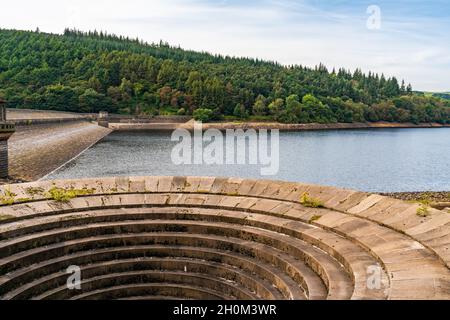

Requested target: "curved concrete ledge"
[{"left": 0, "top": 176, "right": 449, "bottom": 300}]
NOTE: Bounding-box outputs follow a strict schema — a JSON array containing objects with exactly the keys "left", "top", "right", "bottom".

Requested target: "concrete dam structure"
[
  {"left": 0, "top": 101, "right": 15, "bottom": 179},
  {"left": 0, "top": 176, "right": 449, "bottom": 300}
]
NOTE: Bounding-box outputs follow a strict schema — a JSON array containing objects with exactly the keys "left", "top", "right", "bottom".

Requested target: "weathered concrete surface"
[
  {"left": 0, "top": 104, "right": 15, "bottom": 179},
  {"left": 6, "top": 108, "right": 90, "bottom": 121},
  {"left": 0, "top": 140, "right": 9, "bottom": 179},
  {"left": 0, "top": 177, "right": 448, "bottom": 300},
  {"left": 8, "top": 122, "right": 111, "bottom": 181},
  {"left": 109, "top": 122, "right": 182, "bottom": 131}
]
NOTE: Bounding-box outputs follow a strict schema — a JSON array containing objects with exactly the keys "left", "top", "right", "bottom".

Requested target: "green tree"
[
  {"left": 79, "top": 89, "right": 111, "bottom": 113},
  {"left": 157, "top": 59, "right": 177, "bottom": 86},
  {"left": 252, "top": 95, "right": 267, "bottom": 116},
  {"left": 301, "top": 94, "right": 335, "bottom": 123},
  {"left": 268, "top": 98, "right": 284, "bottom": 116},
  {"left": 42, "top": 85, "right": 79, "bottom": 111},
  {"left": 233, "top": 103, "right": 248, "bottom": 119},
  {"left": 193, "top": 108, "right": 214, "bottom": 122}
]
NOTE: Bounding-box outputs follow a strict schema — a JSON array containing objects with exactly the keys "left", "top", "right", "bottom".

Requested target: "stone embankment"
[
  {"left": 106, "top": 120, "right": 450, "bottom": 131},
  {"left": 108, "top": 123, "right": 183, "bottom": 130},
  {"left": 8, "top": 122, "right": 111, "bottom": 181},
  {"left": 178, "top": 121, "right": 450, "bottom": 131},
  {"left": 0, "top": 176, "right": 448, "bottom": 300}
]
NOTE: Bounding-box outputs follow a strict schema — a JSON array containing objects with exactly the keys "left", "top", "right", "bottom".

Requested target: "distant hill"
[
  {"left": 419, "top": 92, "right": 450, "bottom": 100},
  {"left": 0, "top": 28, "right": 448, "bottom": 124}
]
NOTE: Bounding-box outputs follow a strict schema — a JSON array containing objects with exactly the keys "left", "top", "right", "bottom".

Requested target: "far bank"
[{"left": 110, "top": 119, "right": 450, "bottom": 131}]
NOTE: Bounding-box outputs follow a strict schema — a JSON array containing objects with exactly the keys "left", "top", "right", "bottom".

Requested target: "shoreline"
[
  {"left": 177, "top": 121, "right": 450, "bottom": 132},
  {"left": 109, "top": 120, "right": 450, "bottom": 131},
  {"left": 380, "top": 191, "right": 450, "bottom": 211}
]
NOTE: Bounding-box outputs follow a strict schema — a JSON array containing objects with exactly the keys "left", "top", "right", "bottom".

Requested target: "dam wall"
[
  {"left": 0, "top": 140, "right": 7, "bottom": 178},
  {"left": 2, "top": 108, "right": 109, "bottom": 181},
  {"left": 6, "top": 108, "right": 95, "bottom": 126},
  {"left": 0, "top": 103, "right": 15, "bottom": 179},
  {"left": 8, "top": 121, "right": 111, "bottom": 181}
]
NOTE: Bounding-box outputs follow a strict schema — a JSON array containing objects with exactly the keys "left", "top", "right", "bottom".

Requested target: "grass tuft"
[
  {"left": 416, "top": 205, "right": 430, "bottom": 218},
  {"left": 26, "top": 187, "right": 45, "bottom": 197},
  {"left": 300, "top": 193, "right": 324, "bottom": 208},
  {"left": 0, "top": 189, "right": 17, "bottom": 205},
  {"left": 47, "top": 187, "right": 95, "bottom": 203},
  {"left": 0, "top": 214, "right": 15, "bottom": 221},
  {"left": 309, "top": 215, "right": 322, "bottom": 223}
]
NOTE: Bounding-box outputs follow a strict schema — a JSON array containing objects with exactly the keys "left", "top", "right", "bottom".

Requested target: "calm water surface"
[{"left": 47, "top": 128, "right": 450, "bottom": 192}]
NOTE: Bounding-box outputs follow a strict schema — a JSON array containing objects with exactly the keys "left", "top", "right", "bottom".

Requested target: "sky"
[{"left": 0, "top": 0, "right": 449, "bottom": 91}]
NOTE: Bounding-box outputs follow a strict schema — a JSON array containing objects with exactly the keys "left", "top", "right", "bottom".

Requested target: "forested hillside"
[
  {"left": 420, "top": 92, "right": 450, "bottom": 100},
  {"left": 0, "top": 28, "right": 449, "bottom": 124}
]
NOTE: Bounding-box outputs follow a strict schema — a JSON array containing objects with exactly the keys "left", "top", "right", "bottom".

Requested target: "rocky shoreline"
[
  {"left": 382, "top": 191, "right": 450, "bottom": 202},
  {"left": 381, "top": 191, "right": 450, "bottom": 211},
  {"left": 178, "top": 120, "right": 450, "bottom": 131}
]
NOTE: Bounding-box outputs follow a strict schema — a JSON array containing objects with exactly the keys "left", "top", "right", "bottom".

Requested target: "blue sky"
[{"left": 1, "top": 0, "right": 449, "bottom": 91}]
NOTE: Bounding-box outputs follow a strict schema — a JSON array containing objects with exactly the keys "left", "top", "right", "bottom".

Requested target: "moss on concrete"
[
  {"left": 47, "top": 186, "right": 95, "bottom": 203},
  {"left": 300, "top": 193, "right": 324, "bottom": 208}
]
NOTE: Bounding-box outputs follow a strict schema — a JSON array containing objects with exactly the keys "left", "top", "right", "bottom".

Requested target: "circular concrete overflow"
[{"left": 0, "top": 176, "right": 449, "bottom": 300}]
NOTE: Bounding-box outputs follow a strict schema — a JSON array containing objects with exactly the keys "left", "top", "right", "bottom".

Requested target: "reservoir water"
[{"left": 47, "top": 128, "right": 450, "bottom": 192}]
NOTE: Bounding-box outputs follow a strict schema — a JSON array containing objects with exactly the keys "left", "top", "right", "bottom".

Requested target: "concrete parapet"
[{"left": 0, "top": 101, "right": 15, "bottom": 178}]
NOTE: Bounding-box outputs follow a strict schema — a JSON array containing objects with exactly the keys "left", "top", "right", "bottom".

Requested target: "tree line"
[{"left": 0, "top": 28, "right": 448, "bottom": 124}]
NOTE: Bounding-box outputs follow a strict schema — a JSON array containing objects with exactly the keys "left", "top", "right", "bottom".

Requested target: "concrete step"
[
  {"left": 0, "top": 219, "right": 352, "bottom": 299},
  {"left": 0, "top": 245, "right": 307, "bottom": 299},
  {"left": 0, "top": 206, "right": 387, "bottom": 299},
  {"left": 35, "top": 271, "right": 259, "bottom": 300},
  {"left": 69, "top": 283, "right": 229, "bottom": 300},
  {"left": 5, "top": 258, "right": 287, "bottom": 300},
  {"left": 0, "top": 234, "right": 327, "bottom": 300}
]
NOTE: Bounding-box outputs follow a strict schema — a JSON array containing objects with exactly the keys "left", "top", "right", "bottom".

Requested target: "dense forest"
[{"left": 0, "top": 28, "right": 449, "bottom": 124}]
